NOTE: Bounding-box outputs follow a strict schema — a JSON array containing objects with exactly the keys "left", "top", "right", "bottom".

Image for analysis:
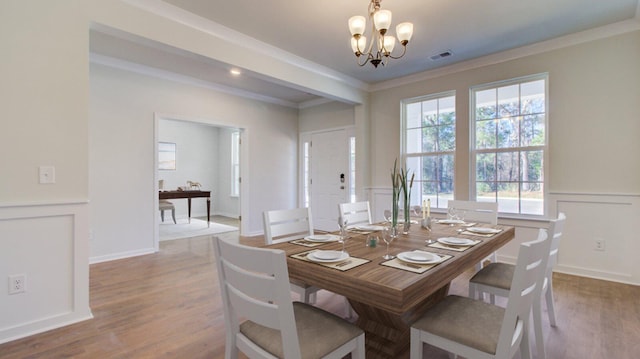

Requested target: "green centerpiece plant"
[{"left": 391, "top": 159, "right": 414, "bottom": 235}]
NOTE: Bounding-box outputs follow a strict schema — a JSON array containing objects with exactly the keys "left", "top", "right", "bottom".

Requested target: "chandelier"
[{"left": 348, "top": 0, "right": 414, "bottom": 68}]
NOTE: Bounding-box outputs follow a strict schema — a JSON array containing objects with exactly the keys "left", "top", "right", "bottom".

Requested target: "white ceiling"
[{"left": 90, "top": 0, "right": 639, "bottom": 107}]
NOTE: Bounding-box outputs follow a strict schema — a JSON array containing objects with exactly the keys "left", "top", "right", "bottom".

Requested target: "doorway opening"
[{"left": 154, "top": 115, "right": 245, "bottom": 249}]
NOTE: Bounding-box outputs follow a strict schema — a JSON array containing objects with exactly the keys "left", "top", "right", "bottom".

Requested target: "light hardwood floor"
[{"left": 1, "top": 225, "right": 639, "bottom": 358}]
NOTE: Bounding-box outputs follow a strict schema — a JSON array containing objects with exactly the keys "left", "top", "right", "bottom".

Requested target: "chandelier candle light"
[{"left": 348, "top": 0, "right": 414, "bottom": 68}]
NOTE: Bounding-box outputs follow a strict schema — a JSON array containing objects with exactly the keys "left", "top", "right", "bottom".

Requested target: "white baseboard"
[{"left": 89, "top": 247, "right": 156, "bottom": 264}]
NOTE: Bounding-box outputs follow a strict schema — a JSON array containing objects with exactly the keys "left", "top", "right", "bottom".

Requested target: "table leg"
[
  {"left": 348, "top": 284, "right": 449, "bottom": 359},
  {"left": 187, "top": 198, "right": 192, "bottom": 224},
  {"left": 207, "top": 197, "right": 211, "bottom": 228}
]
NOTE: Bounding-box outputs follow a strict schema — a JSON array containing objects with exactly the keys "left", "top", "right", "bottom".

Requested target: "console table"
[{"left": 159, "top": 190, "right": 211, "bottom": 227}]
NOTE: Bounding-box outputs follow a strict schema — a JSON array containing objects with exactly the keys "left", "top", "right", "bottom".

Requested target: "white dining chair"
[
  {"left": 468, "top": 213, "right": 566, "bottom": 359},
  {"left": 410, "top": 228, "right": 551, "bottom": 359},
  {"left": 212, "top": 236, "right": 366, "bottom": 359},
  {"left": 338, "top": 201, "right": 372, "bottom": 228},
  {"left": 263, "top": 207, "right": 320, "bottom": 304},
  {"left": 448, "top": 200, "right": 498, "bottom": 270},
  {"left": 159, "top": 200, "right": 176, "bottom": 224}
]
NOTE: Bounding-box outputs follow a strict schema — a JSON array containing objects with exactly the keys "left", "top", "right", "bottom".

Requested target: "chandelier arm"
[{"left": 388, "top": 45, "right": 408, "bottom": 60}]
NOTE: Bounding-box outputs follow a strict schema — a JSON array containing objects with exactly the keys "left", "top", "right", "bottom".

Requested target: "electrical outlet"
[
  {"left": 9, "top": 274, "right": 26, "bottom": 294},
  {"left": 594, "top": 239, "right": 606, "bottom": 252}
]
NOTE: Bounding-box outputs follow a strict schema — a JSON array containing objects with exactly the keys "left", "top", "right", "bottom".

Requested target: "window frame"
[
  {"left": 401, "top": 90, "right": 457, "bottom": 209},
  {"left": 469, "top": 73, "right": 549, "bottom": 217},
  {"left": 230, "top": 131, "right": 240, "bottom": 197}
]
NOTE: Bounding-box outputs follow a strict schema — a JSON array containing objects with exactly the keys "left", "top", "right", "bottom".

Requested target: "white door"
[{"left": 310, "top": 129, "right": 350, "bottom": 231}]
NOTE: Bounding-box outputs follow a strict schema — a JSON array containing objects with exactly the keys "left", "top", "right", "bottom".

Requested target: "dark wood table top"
[
  {"left": 159, "top": 190, "right": 211, "bottom": 199},
  {"left": 268, "top": 221, "right": 515, "bottom": 315}
]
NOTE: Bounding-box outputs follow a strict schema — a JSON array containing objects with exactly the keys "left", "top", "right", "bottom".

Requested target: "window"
[
  {"left": 402, "top": 92, "right": 456, "bottom": 209},
  {"left": 471, "top": 74, "right": 547, "bottom": 215},
  {"left": 230, "top": 131, "right": 240, "bottom": 197}
]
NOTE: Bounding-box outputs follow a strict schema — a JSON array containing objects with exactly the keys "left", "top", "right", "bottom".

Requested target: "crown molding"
[
  {"left": 372, "top": 18, "right": 640, "bottom": 92},
  {"left": 122, "top": 0, "right": 369, "bottom": 92},
  {"left": 90, "top": 53, "right": 299, "bottom": 108}
]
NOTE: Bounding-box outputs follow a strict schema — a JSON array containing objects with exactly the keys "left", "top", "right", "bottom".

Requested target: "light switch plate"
[{"left": 39, "top": 166, "right": 55, "bottom": 184}]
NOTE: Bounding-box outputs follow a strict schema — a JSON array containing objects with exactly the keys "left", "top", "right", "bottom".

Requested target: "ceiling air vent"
[{"left": 429, "top": 50, "right": 453, "bottom": 61}]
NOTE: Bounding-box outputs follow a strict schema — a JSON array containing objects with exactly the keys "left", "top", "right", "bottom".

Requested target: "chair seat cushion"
[
  {"left": 240, "top": 302, "right": 363, "bottom": 359},
  {"left": 412, "top": 295, "right": 505, "bottom": 354},
  {"left": 469, "top": 262, "right": 515, "bottom": 290},
  {"left": 158, "top": 200, "right": 174, "bottom": 210}
]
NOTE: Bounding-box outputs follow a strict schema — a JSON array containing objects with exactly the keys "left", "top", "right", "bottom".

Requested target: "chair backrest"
[
  {"left": 213, "top": 236, "right": 302, "bottom": 358},
  {"left": 263, "top": 207, "right": 314, "bottom": 244},
  {"left": 447, "top": 200, "right": 498, "bottom": 225},
  {"left": 495, "top": 228, "right": 551, "bottom": 358},
  {"left": 338, "top": 201, "right": 372, "bottom": 227},
  {"left": 546, "top": 212, "right": 566, "bottom": 271}
]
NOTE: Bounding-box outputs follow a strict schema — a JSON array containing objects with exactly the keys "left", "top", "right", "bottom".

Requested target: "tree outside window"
[
  {"left": 472, "top": 74, "right": 547, "bottom": 215},
  {"left": 402, "top": 92, "right": 456, "bottom": 209}
]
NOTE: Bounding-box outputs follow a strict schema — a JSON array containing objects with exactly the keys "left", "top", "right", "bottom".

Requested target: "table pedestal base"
[{"left": 349, "top": 284, "right": 450, "bottom": 359}]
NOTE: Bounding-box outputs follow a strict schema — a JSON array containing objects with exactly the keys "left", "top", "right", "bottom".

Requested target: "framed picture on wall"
[{"left": 158, "top": 142, "right": 176, "bottom": 170}]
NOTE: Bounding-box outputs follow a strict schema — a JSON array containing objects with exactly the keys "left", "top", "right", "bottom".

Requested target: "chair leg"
[
  {"left": 533, "top": 297, "right": 546, "bottom": 359},
  {"left": 545, "top": 276, "right": 557, "bottom": 327},
  {"left": 409, "top": 328, "right": 423, "bottom": 359},
  {"left": 160, "top": 210, "right": 165, "bottom": 222},
  {"left": 352, "top": 334, "right": 366, "bottom": 359},
  {"left": 171, "top": 208, "right": 176, "bottom": 224},
  {"left": 520, "top": 317, "right": 533, "bottom": 359},
  {"left": 468, "top": 282, "right": 477, "bottom": 300}
]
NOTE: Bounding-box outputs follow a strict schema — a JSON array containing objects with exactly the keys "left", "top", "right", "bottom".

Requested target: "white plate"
[
  {"left": 438, "top": 237, "right": 476, "bottom": 246},
  {"left": 355, "top": 225, "right": 385, "bottom": 231},
  {"left": 438, "top": 219, "right": 465, "bottom": 224},
  {"left": 466, "top": 227, "right": 501, "bottom": 234},
  {"left": 397, "top": 251, "right": 443, "bottom": 264},
  {"left": 304, "top": 234, "right": 340, "bottom": 242},
  {"left": 307, "top": 251, "right": 350, "bottom": 263}
]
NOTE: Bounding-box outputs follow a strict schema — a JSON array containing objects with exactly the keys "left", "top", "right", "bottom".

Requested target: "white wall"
[
  {"left": 299, "top": 101, "right": 355, "bottom": 132},
  {"left": 366, "top": 30, "right": 640, "bottom": 285},
  {"left": 89, "top": 63, "right": 299, "bottom": 262},
  {"left": 0, "top": 1, "right": 92, "bottom": 344}
]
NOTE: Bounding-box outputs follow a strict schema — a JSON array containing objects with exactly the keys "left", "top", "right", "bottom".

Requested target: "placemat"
[
  {"left": 380, "top": 251, "right": 452, "bottom": 273},
  {"left": 427, "top": 239, "right": 481, "bottom": 252},
  {"left": 290, "top": 250, "right": 370, "bottom": 271}
]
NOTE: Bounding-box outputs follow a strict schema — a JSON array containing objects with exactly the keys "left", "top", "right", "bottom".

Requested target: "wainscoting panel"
[
  {"left": 367, "top": 188, "right": 640, "bottom": 285},
  {"left": 0, "top": 201, "right": 92, "bottom": 344}
]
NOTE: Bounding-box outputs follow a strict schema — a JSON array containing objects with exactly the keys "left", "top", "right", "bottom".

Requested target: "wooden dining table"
[{"left": 266, "top": 220, "right": 515, "bottom": 359}]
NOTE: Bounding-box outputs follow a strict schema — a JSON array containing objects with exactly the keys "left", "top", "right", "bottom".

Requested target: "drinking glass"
[
  {"left": 423, "top": 217, "right": 434, "bottom": 244},
  {"left": 338, "top": 217, "right": 349, "bottom": 253},
  {"left": 381, "top": 226, "right": 397, "bottom": 259}
]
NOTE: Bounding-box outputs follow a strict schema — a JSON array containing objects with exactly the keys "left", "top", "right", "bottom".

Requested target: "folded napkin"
[
  {"left": 381, "top": 252, "right": 452, "bottom": 274},
  {"left": 428, "top": 239, "right": 481, "bottom": 252},
  {"left": 460, "top": 228, "right": 503, "bottom": 237},
  {"left": 290, "top": 239, "right": 329, "bottom": 247}
]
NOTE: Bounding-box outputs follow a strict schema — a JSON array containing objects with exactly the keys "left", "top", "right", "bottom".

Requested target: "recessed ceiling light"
[{"left": 230, "top": 68, "right": 241, "bottom": 76}]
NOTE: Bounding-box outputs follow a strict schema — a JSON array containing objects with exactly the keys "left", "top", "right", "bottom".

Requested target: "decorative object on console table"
[{"left": 186, "top": 180, "right": 202, "bottom": 190}]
